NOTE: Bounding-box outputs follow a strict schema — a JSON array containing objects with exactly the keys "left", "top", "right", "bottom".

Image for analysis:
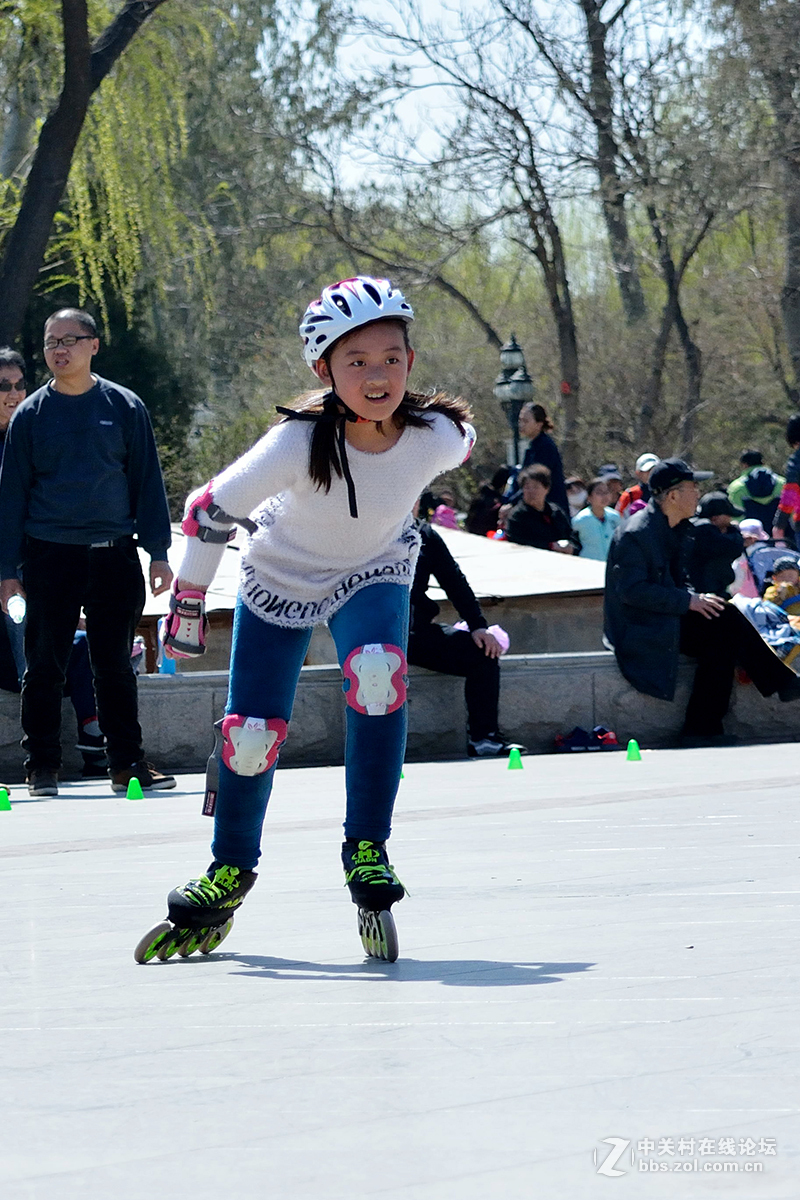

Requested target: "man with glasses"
[
  {"left": 604, "top": 457, "right": 800, "bottom": 746},
  {"left": 0, "top": 309, "right": 176, "bottom": 796}
]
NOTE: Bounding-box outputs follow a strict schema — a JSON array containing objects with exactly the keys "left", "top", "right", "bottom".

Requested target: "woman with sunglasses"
[{"left": 0, "top": 348, "right": 27, "bottom": 445}]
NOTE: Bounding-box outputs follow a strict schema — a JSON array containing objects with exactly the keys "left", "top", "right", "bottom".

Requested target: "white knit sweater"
[{"left": 179, "top": 412, "right": 475, "bottom": 628}]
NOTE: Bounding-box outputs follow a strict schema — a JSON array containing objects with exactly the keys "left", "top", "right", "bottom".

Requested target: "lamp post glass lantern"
[{"left": 493, "top": 335, "right": 533, "bottom": 466}]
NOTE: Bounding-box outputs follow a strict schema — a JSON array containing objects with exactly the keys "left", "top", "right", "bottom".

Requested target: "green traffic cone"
[
  {"left": 0, "top": 787, "right": 10, "bottom": 811},
  {"left": 126, "top": 776, "right": 144, "bottom": 800},
  {"left": 626, "top": 739, "right": 642, "bottom": 762},
  {"left": 508, "top": 747, "right": 523, "bottom": 770}
]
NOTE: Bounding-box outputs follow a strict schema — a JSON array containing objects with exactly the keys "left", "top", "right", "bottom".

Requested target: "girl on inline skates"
[{"left": 135, "top": 276, "right": 474, "bottom": 964}]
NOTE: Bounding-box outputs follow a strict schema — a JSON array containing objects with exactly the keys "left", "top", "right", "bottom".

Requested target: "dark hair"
[
  {"left": 518, "top": 463, "right": 552, "bottom": 489},
  {"left": 0, "top": 347, "right": 25, "bottom": 373},
  {"left": 521, "top": 401, "right": 553, "bottom": 434},
  {"left": 44, "top": 308, "right": 97, "bottom": 337},
  {"left": 740, "top": 449, "right": 763, "bottom": 467},
  {"left": 587, "top": 476, "right": 610, "bottom": 498},
  {"left": 787, "top": 414, "right": 800, "bottom": 447},
  {"left": 491, "top": 465, "right": 511, "bottom": 492}
]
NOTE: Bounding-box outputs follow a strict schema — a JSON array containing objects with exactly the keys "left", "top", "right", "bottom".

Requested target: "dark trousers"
[
  {"left": 408, "top": 622, "right": 500, "bottom": 740},
  {"left": 679, "top": 603, "right": 793, "bottom": 736},
  {"left": 21, "top": 538, "right": 146, "bottom": 772}
]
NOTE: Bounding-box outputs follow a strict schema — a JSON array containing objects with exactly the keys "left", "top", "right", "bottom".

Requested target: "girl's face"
[
  {"left": 314, "top": 320, "right": 414, "bottom": 423},
  {"left": 589, "top": 481, "right": 611, "bottom": 510}
]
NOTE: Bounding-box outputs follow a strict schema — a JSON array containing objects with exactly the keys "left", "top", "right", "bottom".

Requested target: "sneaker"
[
  {"left": 110, "top": 761, "right": 176, "bottom": 793},
  {"left": 554, "top": 726, "right": 598, "bottom": 752},
  {"left": 592, "top": 725, "right": 621, "bottom": 750},
  {"left": 342, "top": 839, "right": 406, "bottom": 910},
  {"left": 167, "top": 863, "right": 258, "bottom": 930},
  {"left": 27, "top": 769, "right": 58, "bottom": 797},
  {"left": 467, "top": 733, "right": 527, "bottom": 758}
]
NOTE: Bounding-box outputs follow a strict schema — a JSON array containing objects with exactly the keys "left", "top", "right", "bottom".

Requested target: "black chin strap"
[{"left": 275, "top": 390, "right": 360, "bottom": 518}]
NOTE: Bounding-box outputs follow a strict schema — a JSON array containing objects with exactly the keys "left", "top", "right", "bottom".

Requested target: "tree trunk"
[
  {"left": 675, "top": 301, "right": 703, "bottom": 458},
  {"left": 0, "top": 0, "right": 92, "bottom": 346},
  {"left": 580, "top": 0, "right": 647, "bottom": 325},
  {"left": 637, "top": 297, "right": 674, "bottom": 446},
  {"left": 0, "top": 0, "right": 171, "bottom": 347},
  {"left": 780, "top": 153, "right": 800, "bottom": 391}
]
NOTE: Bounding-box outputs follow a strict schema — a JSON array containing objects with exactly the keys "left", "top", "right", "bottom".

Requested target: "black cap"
[
  {"left": 696, "top": 491, "right": 742, "bottom": 519},
  {"left": 649, "top": 457, "right": 713, "bottom": 494},
  {"left": 597, "top": 463, "right": 622, "bottom": 481}
]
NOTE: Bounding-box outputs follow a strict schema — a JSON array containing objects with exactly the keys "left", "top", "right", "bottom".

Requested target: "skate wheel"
[
  {"left": 358, "top": 909, "right": 398, "bottom": 962},
  {"left": 198, "top": 917, "right": 234, "bottom": 955},
  {"left": 156, "top": 927, "right": 190, "bottom": 961},
  {"left": 133, "top": 921, "right": 173, "bottom": 964},
  {"left": 176, "top": 930, "right": 206, "bottom": 958}
]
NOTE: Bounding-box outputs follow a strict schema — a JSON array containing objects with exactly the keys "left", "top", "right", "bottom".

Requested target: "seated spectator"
[
  {"left": 408, "top": 507, "right": 520, "bottom": 757},
  {"left": 688, "top": 492, "right": 744, "bottom": 598},
  {"left": 505, "top": 465, "right": 577, "bottom": 553},
  {"left": 763, "top": 555, "right": 800, "bottom": 617},
  {"left": 565, "top": 476, "right": 588, "bottom": 518},
  {"left": 597, "top": 464, "right": 624, "bottom": 508},
  {"left": 465, "top": 467, "right": 510, "bottom": 536},
  {"left": 730, "top": 518, "right": 769, "bottom": 597},
  {"left": 571, "top": 477, "right": 621, "bottom": 560},
  {"left": 604, "top": 457, "right": 800, "bottom": 746},
  {"left": 616, "top": 453, "right": 659, "bottom": 517},
  {"left": 728, "top": 449, "right": 785, "bottom": 530}
]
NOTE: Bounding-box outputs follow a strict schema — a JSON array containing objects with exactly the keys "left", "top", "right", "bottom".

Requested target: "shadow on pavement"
[{"left": 216, "top": 955, "right": 596, "bottom": 986}]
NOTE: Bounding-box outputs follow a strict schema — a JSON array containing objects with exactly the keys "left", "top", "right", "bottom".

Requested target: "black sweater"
[
  {"left": 505, "top": 498, "right": 576, "bottom": 551},
  {"left": 410, "top": 523, "right": 486, "bottom": 634},
  {"left": 0, "top": 376, "right": 171, "bottom": 576}
]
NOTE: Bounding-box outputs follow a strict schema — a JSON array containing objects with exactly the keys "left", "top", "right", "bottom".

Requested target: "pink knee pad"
[
  {"left": 221, "top": 714, "right": 289, "bottom": 775},
  {"left": 342, "top": 643, "right": 407, "bottom": 716}
]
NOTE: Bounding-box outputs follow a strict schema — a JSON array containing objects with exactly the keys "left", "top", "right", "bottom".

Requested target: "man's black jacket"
[
  {"left": 410, "top": 523, "right": 485, "bottom": 634},
  {"left": 604, "top": 500, "right": 693, "bottom": 700}
]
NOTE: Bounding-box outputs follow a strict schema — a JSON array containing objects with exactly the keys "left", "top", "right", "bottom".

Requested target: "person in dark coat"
[
  {"left": 408, "top": 517, "right": 517, "bottom": 757},
  {"left": 688, "top": 492, "right": 745, "bottom": 598},
  {"left": 505, "top": 464, "right": 577, "bottom": 553},
  {"left": 517, "top": 402, "right": 569, "bottom": 516},
  {"left": 604, "top": 457, "right": 800, "bottom": 743}
]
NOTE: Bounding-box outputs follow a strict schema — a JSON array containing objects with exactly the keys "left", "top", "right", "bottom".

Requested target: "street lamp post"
[{"left": 493, "top": 335, "right": 534, "bottom": 467}]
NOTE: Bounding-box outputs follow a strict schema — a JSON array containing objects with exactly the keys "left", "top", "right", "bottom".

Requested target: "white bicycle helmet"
[{"left": 300, "top": 276, "right": 414, "bottom": 370}]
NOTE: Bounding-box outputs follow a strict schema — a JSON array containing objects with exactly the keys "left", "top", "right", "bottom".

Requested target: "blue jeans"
[{"left": 211, "top": 582, "right": 409, "bottom": 869}]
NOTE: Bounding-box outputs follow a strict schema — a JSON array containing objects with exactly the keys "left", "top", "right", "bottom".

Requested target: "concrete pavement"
[{"left": 1, "top": 745, "right": 799, "bottom": 1198}]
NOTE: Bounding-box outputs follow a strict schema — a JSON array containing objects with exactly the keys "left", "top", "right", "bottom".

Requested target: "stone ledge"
[{"left": 1, "top": 651, "right": 797, "bottom": 782}]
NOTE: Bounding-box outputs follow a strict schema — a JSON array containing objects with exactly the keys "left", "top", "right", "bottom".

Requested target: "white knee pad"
[
  {"left": 221, "top": 714, "right": 289, "bottom": 775},
  {"left": 343, "top": 643, "right": 407, "bottom": 716}
]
